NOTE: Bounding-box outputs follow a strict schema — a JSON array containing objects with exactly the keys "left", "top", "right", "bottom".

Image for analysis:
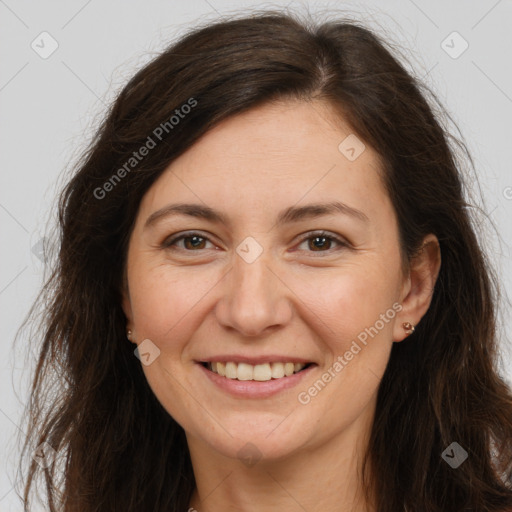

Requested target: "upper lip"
[{"left": 196, "top": 355, "right": 315, "bottom": 365}]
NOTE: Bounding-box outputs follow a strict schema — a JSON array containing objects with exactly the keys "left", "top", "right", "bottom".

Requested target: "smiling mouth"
[{"left": 200, "top": 361, "right": 315, "bottom": 381}]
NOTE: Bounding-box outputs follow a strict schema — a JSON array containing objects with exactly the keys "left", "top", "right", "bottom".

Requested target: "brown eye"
[
  {"left": 296, "top": 231, "right": 349, "bottom": 254},
  {"left": 182, "top": 235, "right": 207, "bottom": 250},
  {"left": 162, "top": 232, "right": 215, "bottom": 251},
  {"left": 308, "top": 235, "right": 333, "bottom": 251}
]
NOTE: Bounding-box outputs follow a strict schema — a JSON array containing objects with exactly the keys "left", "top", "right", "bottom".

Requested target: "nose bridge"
[{"left": 216, "top": 245, "right": 291, "bottom": 337}]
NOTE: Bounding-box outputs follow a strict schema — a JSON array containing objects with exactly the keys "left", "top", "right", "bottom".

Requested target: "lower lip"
[{"left": 197, "top": 363, "right": 317, "bottom": 399}]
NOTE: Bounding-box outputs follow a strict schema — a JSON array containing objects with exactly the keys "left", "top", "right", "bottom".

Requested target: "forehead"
[{"left": 138, "top": 99, "right": 391, "bottom": 226}]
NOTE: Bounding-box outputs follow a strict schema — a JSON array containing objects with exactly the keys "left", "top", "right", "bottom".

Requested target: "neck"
[{"left": 186, "top": 397, "right": 377, "bottom": 512}]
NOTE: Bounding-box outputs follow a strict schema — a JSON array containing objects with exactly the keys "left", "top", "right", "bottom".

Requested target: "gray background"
[{"left": 1, "top": 0, "right": 511, "bottom": 509}]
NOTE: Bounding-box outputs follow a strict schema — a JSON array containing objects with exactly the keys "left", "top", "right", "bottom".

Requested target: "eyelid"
[
  {"left": 161, "top": 230, "right": 350, "bottom": 254},
  {"left": 294, "top": 230, "right": 350, "bottom": 253},
  {"left": 161, "top": 230, "right": 219, "bottom": 250}
]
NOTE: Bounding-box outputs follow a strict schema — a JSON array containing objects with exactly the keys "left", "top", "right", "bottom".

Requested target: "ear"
[
  {"left": 393, "top": 234, "right": 441, "bottom": 342},
  {"left": 121, "top": 270, "right": 136, "bottom": 344}
]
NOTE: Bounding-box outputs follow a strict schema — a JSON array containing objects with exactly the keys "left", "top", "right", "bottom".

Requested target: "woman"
[{"left": 18, "top": 9, "right": 512, "bottom": 512}]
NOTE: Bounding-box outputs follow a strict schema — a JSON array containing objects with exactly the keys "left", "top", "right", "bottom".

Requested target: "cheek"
[
  {"left": 290, "top": 260, "right": 401, "bottom": 348},
  {"left": 291, "top": 266, "right": 398, "bottom": 433},
  {"left": 128, "top": 262, "right": 224, "bottom": 348}
]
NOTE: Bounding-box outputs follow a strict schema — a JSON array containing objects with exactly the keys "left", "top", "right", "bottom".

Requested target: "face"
[{"left": 122, "top": 99, "right": 417, "bottom": 463}]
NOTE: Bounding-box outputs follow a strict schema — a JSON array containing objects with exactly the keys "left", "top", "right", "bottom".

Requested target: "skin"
[{"left": 122, "top": 99, "right": 441, "bottom": 512}]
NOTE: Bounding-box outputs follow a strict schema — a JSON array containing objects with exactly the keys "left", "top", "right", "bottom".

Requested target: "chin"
[{"left": 195, "top": 415, "right": 313, "bottom": 463}]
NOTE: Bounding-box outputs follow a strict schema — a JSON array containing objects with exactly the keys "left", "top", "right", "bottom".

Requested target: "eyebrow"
[{"left": 144, "top": 200, "right": 369, "bottom": 229}]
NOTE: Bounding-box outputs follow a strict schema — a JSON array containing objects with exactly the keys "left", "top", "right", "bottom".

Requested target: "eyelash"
[{"left": 161, "top": 230, "right": 350, "bottom": 255}]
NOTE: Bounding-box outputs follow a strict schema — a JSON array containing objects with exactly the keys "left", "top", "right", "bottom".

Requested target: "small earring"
[
  {"left": 402, "top": 322, "right": 415, "bottom": 336},
  {"left": 127, "top": 329, "right": 132, "bottom": 340}
]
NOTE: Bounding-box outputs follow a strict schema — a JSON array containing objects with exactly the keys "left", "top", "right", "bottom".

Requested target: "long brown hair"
[{"left": 16, "top": 9, "right": 512, "bottom": 512}]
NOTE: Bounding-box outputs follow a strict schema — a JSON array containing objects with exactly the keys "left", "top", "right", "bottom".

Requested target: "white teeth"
[
  {"left": 217, "top": 361, "right": 226, "bottom": 377},
  {"left": 271, "top": 362, "right": 285, "bottom": 378},
  {"left": 206, "top": 361, "right": 308, "bottom": 380},
  {"left": 253, "top": 363, "right": 272, "bottom": 381},
  {"left": 237, "top": 363, "right": 254, "bottom": 381},
  {"left": 225, "top": 362, "right": 238, "bottom": 379},
  {"left": 284, "top": 362, "right": 294, "bottom": 376}
]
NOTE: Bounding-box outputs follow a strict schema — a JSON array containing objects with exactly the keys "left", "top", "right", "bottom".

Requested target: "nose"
[{"left": 214, "top": 250, "right": 293, "bottom": 338}]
